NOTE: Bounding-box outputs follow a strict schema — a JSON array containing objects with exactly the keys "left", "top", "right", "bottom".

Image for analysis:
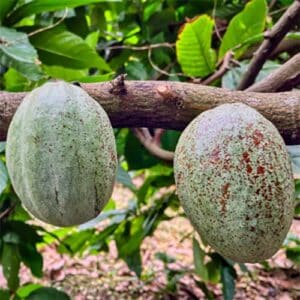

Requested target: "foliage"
[{"left": 0, "top": 0, "right": 299, "bottom": 299}]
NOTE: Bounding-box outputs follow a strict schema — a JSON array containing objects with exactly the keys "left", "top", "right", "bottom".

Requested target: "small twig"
[
  {"left": 246, "top": 53, "right": 300, "bottom": 92},
  {"left": 237, "top": 0, "right": 300, "bottom": 90},
  {"left": 27, "top": 8, "right": 68, "bottom": 37},
  {"left": 3, "top": 9, "right": 68, "bottom": 47},
  {"left": 179, "top": 231, "right": 194, "bottom": 243},
  {"left": 241, "top": 37, "right": 300, "bottom": 60},
  {"left": 97, "top": 42, "right": 175, "bottom": 52},
  {"left": 153, "top": 129, "right": 165, "bottom": 144},
  {"left": 0, "top": 202, "right": 17, "bottom": 220},
  {"left": 147, "top": 48, "right": 189, "bottom": 78},
  {"left": 133, "top": 128, "right": 174, "bottom": 161},
  {"left": 212, "top": 0, "right": 223, "bottom": 42},
  {"left": 199, "top": 51, "right": 233, "bottom": 85}
]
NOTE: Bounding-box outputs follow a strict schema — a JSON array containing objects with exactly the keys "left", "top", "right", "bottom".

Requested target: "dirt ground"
[{"left": 0, "top": 183, "right": 299, "bottom": 299}]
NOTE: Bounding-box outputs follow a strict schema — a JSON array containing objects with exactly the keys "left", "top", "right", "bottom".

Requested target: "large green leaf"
[
  {"left": 0, "top": 142, "right": 5, "bottom": 153},
  {"left": 116, "top": 165, "right": 136, "bottom": 191},
  {"left": 16, "top": 284, "right": 42, "bottom": 298},
  {"left": 0, "top": 0, "right": 17, "bottom": 23},
  {"left": 4, "top": 68, "right": 34, "bottom": 92},
  {"left": 0, "top": 160, "right": 8, "bottom": 195},
  {"left": 124, "top": 131, "right": 159, "bottom": 170},
  {"left": 6, "top": 0, "right": 120, "bottom": 25},
  {"left": 1, "top": 243, "right": 21, "bottom": 291},
  {"left": 221, "top": 260, "right": 237, "bottom": 300},
  {"left": 27, "top": 287, "right": 70, "bottom": 300},
  {"left": 222, "top": 60, "right": 280, "bottom": 90},
  {"left": 0, "top": 289, "right": 10, "bottom": 300},
  {"left": 43, "top": 65, "right": 88, "bottom": 81},
  {"left": 193, "top": 238, "right": 209, "bottom": 281},
  {"left": 0, "top": 27, "right": 44, "bottom": 80},
  {"left": 287, "top": 145, "right": 300, "bottom": 179},
  {"left": 30, "top": 26, "right": 111, "bottom": 71},
  {"left": 176, "top": 15, "right": 216, "bottom": 77},
  {"left": 19, "top": 244, "right": 43, "bottom": 278},
  {"left": 219, "top": 0, "right": 267, "bottom": 59}
]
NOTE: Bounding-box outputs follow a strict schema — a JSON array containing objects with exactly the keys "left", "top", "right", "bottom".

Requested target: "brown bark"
[
  {"left": 247, "top": 53, "right": 300, "bottom": 92},
  {"left": 0, "top": 80, "right": 299, "bottom": 144},
  {"left": 237, "top": 0, "right": 300, "bottom": 90}
]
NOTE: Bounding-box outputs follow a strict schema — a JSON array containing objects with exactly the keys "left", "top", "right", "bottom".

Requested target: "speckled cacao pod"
[
  {"left": 174, "top": 103, "right": 295, "bottom": 263},
  {"left": 6, "top": 81, "right": 117, "bottom": 227}
]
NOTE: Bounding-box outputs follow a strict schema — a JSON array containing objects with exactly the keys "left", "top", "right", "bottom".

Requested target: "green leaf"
[
  {"left": 3, "top": 68, "right": 35, "bottom": 92},
  {"left": 16, "top": 284, "right": 42, "bottom": 298},
  {"left": 116, "top": 165, "right": 136, "bottom": 191},
  {"left": 193, "top": 238, "right": 209, "bottom": 281},
  {"left": 195, "top": 280, "right": 214, "bottom": 300},
  {"left": 27, "top": 287, "right": 70, "bottom": 300},
  {"left": 176, "top": 15, "right": 216, "bottom": 77},
  {"left": 30, "top": 26, "right": 111, "bottom": 71},
  {"left": 19, "top": 244, "right": 43, "bottom": 277},
  {"left": 123, "top": 249, "right": 142, "bottom": 277},
  {"left": 125, "top": 60, "right": 149, "bottom": 80},
  {"left": 3, "top": 232, "right": 21, "bottom": 244},
  {"left": 6, "top": 0, "right": 120, "bottom": 25},
  {"left": 2, "top": 243, "right": 20, "bottom": 291},
  {"left": 0, "top": 289, "right": 10, "bottom": 300},
  {"left": 58, "top": 229, "right": 95, "bottom": 254},
  {"left": 221, "top": 261, "right": 237, "bottom": 300},
  {"left": 287, "top": 145, "right": 300, "bottom": 179},
  {"left": 77, "top": 73, "right": 115, "bottom": 83},
  {"left": 0, "top": 142, "right": 5, "bottom": 153},
  {"left": 0, "top": 0, "right": 17, "bottom": 23},
  {"left": 155, "top": 252, "right": 176, "bottom": 264},
  {"left": 219, "top": 0, "right": 267, "bottom": 59},
  {"left": 124, "top": 131, "right": 159, "bottom": 170},
  {"left": 0, "top": 27, "right": 44, "bottom": 80},
  {"left": 222, "top": 60, "right": 281, "bottom": 90},
  {"left": 0, "top": 160, "right": 8, "bottom": 195},
  {"left": 286, "top": 246, "right": 300, "bottom": 264},
  {"left": 43, "top": 65, "right": 88, "bottom": 81},
  {"left": 161, "top": 130, "right": 181, "bottom": 151},
  {"left": 7, "top": 221, "right": 43, "bottom": 244}
]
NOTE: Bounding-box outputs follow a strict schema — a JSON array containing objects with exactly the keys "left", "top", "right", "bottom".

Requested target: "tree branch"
[
  {"left": 199, "top": 51, "right": 234, "bottom": 85},
  {"left": 0, "top": 80, "right": 299, "bottom": 144},
  {"left": 0, "top": 203, "right": 16, "bottom": 220},
  {"left": 237, "top": 0, "right": 300, "bottom": 90},
  {"left": 246, "top": 53, "right": 300, "bottom": 92},
  {"left": 133, "top": 128, "right": 174, "bottom": 161},
  {"left": 241, "top": 37, "right": 300, "bottom": 60}
]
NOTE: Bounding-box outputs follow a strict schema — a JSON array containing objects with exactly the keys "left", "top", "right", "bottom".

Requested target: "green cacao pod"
[
  {"left": 174, "top": 103, "right": 295, "bottom": 263},
  {"left": 6, "top": 81, "right": 117, "bottom": 227}
]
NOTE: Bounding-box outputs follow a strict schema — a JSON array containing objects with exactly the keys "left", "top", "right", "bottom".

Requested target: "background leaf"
[
  {"left": 176, "top": 15, "right": 216, "bottom": 77},
  {"left": 30, "top": 26, "right": 111, "bottom": 71},
  {"left": 27, "top": 287, "right": 70, "bottom": 300},
  {"left": 5, "top": 0, "right": 120, "bottom": 25},
  {"left": 221, "top": 260, "right": 237, "bottom": 300},
  {"left": 222, "top": 60, "right": 281, "bottom": 90},
  {"left": 219, "top": 0, "right": 267, "bottom": 59},
  {"left": 0, "top": 160, "right": 8, "bottom": 195},
  {"left": 1, "top": 243, "right": 20, "bottom": 291},
  {"left": 0, "top": 27, "right": 44, "bottom": 80}
]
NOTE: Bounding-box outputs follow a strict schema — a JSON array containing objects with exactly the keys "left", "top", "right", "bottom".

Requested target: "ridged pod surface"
[
  {"left": 174, "top": 103, "right": 294, "bottom": 262},
  {"left": 6, "top": 82, "right": 117, "bottom": 227}
]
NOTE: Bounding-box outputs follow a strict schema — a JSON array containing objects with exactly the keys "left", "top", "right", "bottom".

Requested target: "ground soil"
[{"left": 0, "top": 183, "right": 299, "bottom": 299}]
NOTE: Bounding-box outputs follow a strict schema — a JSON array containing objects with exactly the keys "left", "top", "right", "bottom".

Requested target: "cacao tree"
[{"left": 0, "top": 0, "right": 299, "bottom": 299}]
